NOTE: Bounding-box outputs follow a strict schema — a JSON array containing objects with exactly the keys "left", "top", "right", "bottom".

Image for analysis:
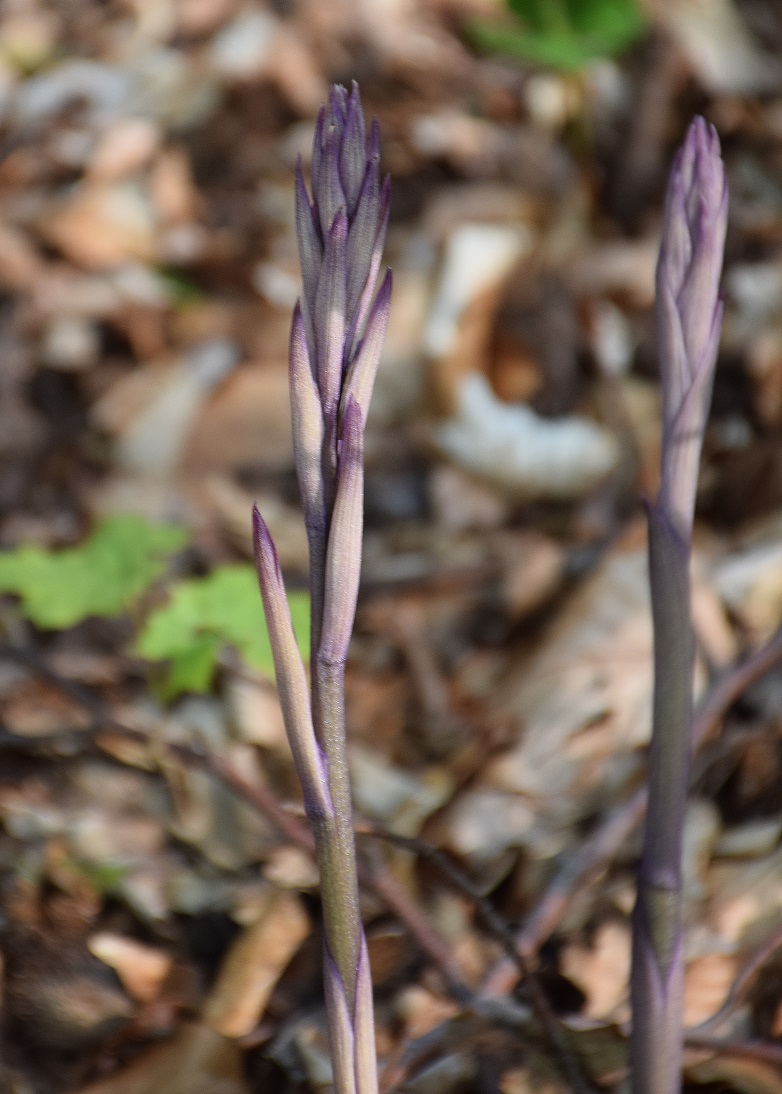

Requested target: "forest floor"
[{"left": 2, "top": 0, "right": 782, "bottom": 1091}]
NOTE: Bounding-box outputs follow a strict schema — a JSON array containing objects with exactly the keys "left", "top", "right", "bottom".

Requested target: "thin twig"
[
  {"left": 684, "top": 1036, "right": 782, "bottom": 1067},
  {"left": 363, "top": 826, "right": 594, "bottom": 1094},
  {"left": 481, "top": 628, "right": 782, "bottom": 997},
  {"left": 689, "top": 923, "right": 782, "bottom": 1037}
]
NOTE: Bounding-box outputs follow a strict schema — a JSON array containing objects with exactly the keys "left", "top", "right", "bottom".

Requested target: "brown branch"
[
  {"left": 688, "top": 923, "right": 782, "bottom": 1037},
  {"left": 481, "top": 627, "right": 782, "bottom": 998},
  {"left": 684, "top": 1036, "right": 782, "bottom": 1067},
  {"left": 363, "top": 825, "right": 594, "bottom": 1094}
]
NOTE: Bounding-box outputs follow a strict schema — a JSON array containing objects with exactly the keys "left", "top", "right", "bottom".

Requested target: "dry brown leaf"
[
  {"left": 498, "top": 530, "right": 566, "bottom": 620},
  {"left": 428, "top": 464, "right": 510, "bottom": 532},
  {"left": 437, "top": 786, "right": 535, "bottom": 870},
  {"left": 560, "top": 920, "right": 631, "bottom": 1019},
  {"left": 425, "top": 224, "right": 532, "bottom": 414},
  {"left": 709, "top": 846, "right": 782, "bottom": 947},
  {"left": 174, "top": 0, "right": 240, "bottom": 36},
  {"left": 396, "top": 985, "right": 460, "bottom": 1041},
  {"left": 715, "top": 819, "right": 782, "bottom": 859},
  {"left": 499, "top": 1070, "right": 569, "bottom": 1094},
  {"left": 76, "top": 1022, "right": 247, "bottom": 1094},
  {"left": 746, "top": 330, "right": 782, "bottom": 427},
  {"left": 683, "top": 953, "right": 738, "bottom": 1027},
  {"left": 226, "top": 674, "right": 288, "bottom": 751},
  {"left": 686, "top": 1050, "right": 782, "bottom": 1094},
  {"left": 202, "top": 889, "right": 309, "bottom": 1039},
  {"left": 558, "top": 1017, "right": 629, "bottom": 1084},
  {"left": 150, "top": 147, "right": 203, "bottom": 224},
  {"left": 714, "top": 517, "right": 782, "bottom": 643},
  {"left": 2, "top": 679, "right": 92, "bottom": 737},
  {"left": 568, "top": 238, "right": 659, "bottom": 307},
  {"left": 88, "top": 118, "right": 161, "bottom": 182},
  {"left": 37, "top": 183, "right": 157, "bottom": 270},
  {"left": 163, "top": 738, "right": 275, "bottom": 871},
  {"left": 265, "top": 26, "right": 327, "bottom": 115},
  {"left": 655, "top": 0, "right": 782, "bottom": 95},
  {"left": 88, "top": 934, "right": 172, "bottom": 1004},
  {"left": 0, "top": 223, "right": 47, "bottom": 290},
  {"left": 181, "top": 362, "right": 293, "bottom": 474},
  {"left": 262, "top": 845, "right": 319, "bottom": 890},
  {"left": 691, "top": 574, "right": 739, "bottom": 668},
  {"left": 200, "top": 476, "right": 309, "bottom": 571},
  {"left": 92, "top": 343, "right": 237, "bottom": 475},
  {"left": 485, "top": 536, "right": 654, "bottom": 844}
]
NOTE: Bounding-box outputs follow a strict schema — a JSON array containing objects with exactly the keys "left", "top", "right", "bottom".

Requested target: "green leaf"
[
  {"left": 135, "top": 563, "right": 310, "bottom": 698},
  {"left": 508, "top": 0, "right": 570, "bottom": 34},
  {"left": 472, "top": 0, "right": 645, "bottom": 70},
  {"left": 156, "top": 267, "right": 205, "bottom": 307},
  {"left": 0, "top": 516, "right": 188, "bottom": 629}
]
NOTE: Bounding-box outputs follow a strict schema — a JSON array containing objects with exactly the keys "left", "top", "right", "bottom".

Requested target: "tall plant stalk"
[
  {"left": 253, "top": 83, "right": 391, "bottom": 1094},
  {"left": 630, "top": 118, "right": 727, "bottom": 1094}
]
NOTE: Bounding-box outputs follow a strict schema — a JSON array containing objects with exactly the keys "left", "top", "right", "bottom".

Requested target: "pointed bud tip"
[
  {"left": 682, "top": 116, "right": 725, "bottom": 192},
  {"left": 377, "top": 266, "right": 392, "bottom": 302},
  {"left": 290, "top": 299, "right": 308, "bottom": 346},
  {"left": 289, "top": 301, "right": 314, "bottom": 378},
  {"left": 252, "top": 505, "right": 280, "bottom": 569},
  {"left": 329, "top": 207, "right": 348, "bottom": 237},
  {"left": 687, "top": 115, "right": 719, "bottom": 152},
  {"left": 294, "top": 158, "right": 309, "bottom": 195},
  {"left": 369, "top": 117, "right": 380, "bottom": 156}
]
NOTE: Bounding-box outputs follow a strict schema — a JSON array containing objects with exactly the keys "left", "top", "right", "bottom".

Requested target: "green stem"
[
  {"left": 307, "top": 521, "right": 327, "bottom": 693},
  {"left": 631, "top": 507, "right": 694, "bottom": 1094},
  {"left": 312, "top": 656, "right": 362, "bottom": 1005}
]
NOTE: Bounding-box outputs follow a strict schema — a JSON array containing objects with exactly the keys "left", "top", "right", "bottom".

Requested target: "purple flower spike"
[
  {"left": 656, "top": 117, "right": 728, "bottom": 540},
  {"left": 296, "top": 81, "right": 391, "bottom": 443},
  {"left": 631, "top": 119, "right": 727, "bottom": 1094},
  {"left": 340, "top": 86, "right": 368, "bottom": 217},
  {"left": 254, "top": 83, "right": 390, "bottom": 1094}
]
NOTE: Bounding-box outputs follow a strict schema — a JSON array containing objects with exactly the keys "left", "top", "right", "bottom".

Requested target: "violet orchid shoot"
[
  {"left": 253, "top": 83, "right": 390, "bottom": 1094},
  {"left": 631, "top": 118, "right": 727, "bottom": 1094}
]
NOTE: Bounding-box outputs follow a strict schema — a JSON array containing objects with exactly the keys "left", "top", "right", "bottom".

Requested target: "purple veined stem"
[
  {"left": 630, "top": 117, "right": 727, "bottom": 1094},
  {"left": 311, "top": 398, "right": 365, "bottom": 1015},
  {"left": 256, "top": 81, "right": 391, "bottom": 1094}
]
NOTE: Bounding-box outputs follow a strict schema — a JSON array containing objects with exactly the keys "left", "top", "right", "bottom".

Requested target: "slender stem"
[
  {"left": 307, "top": 521, "right": 327, "bottom": 691},
  {"left": 630, "top": 117, "right": 725, "bottom": 1094},
  {"left": 313, "top": 656, "right": 362, "bottom": 1005},
  {"left": 481, "top": 625, "right": 782, "bottom": 995},
  {"left": 640, "top": 514, "right": 693, "bottom": 900},
  {"left": 630, "top": 509, "right": 693, "bottom": 1094}
]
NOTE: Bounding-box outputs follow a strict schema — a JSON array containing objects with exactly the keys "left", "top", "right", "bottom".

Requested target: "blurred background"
[{"left": 2, "top": 1, "right": 782, "bottom": 1092}]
